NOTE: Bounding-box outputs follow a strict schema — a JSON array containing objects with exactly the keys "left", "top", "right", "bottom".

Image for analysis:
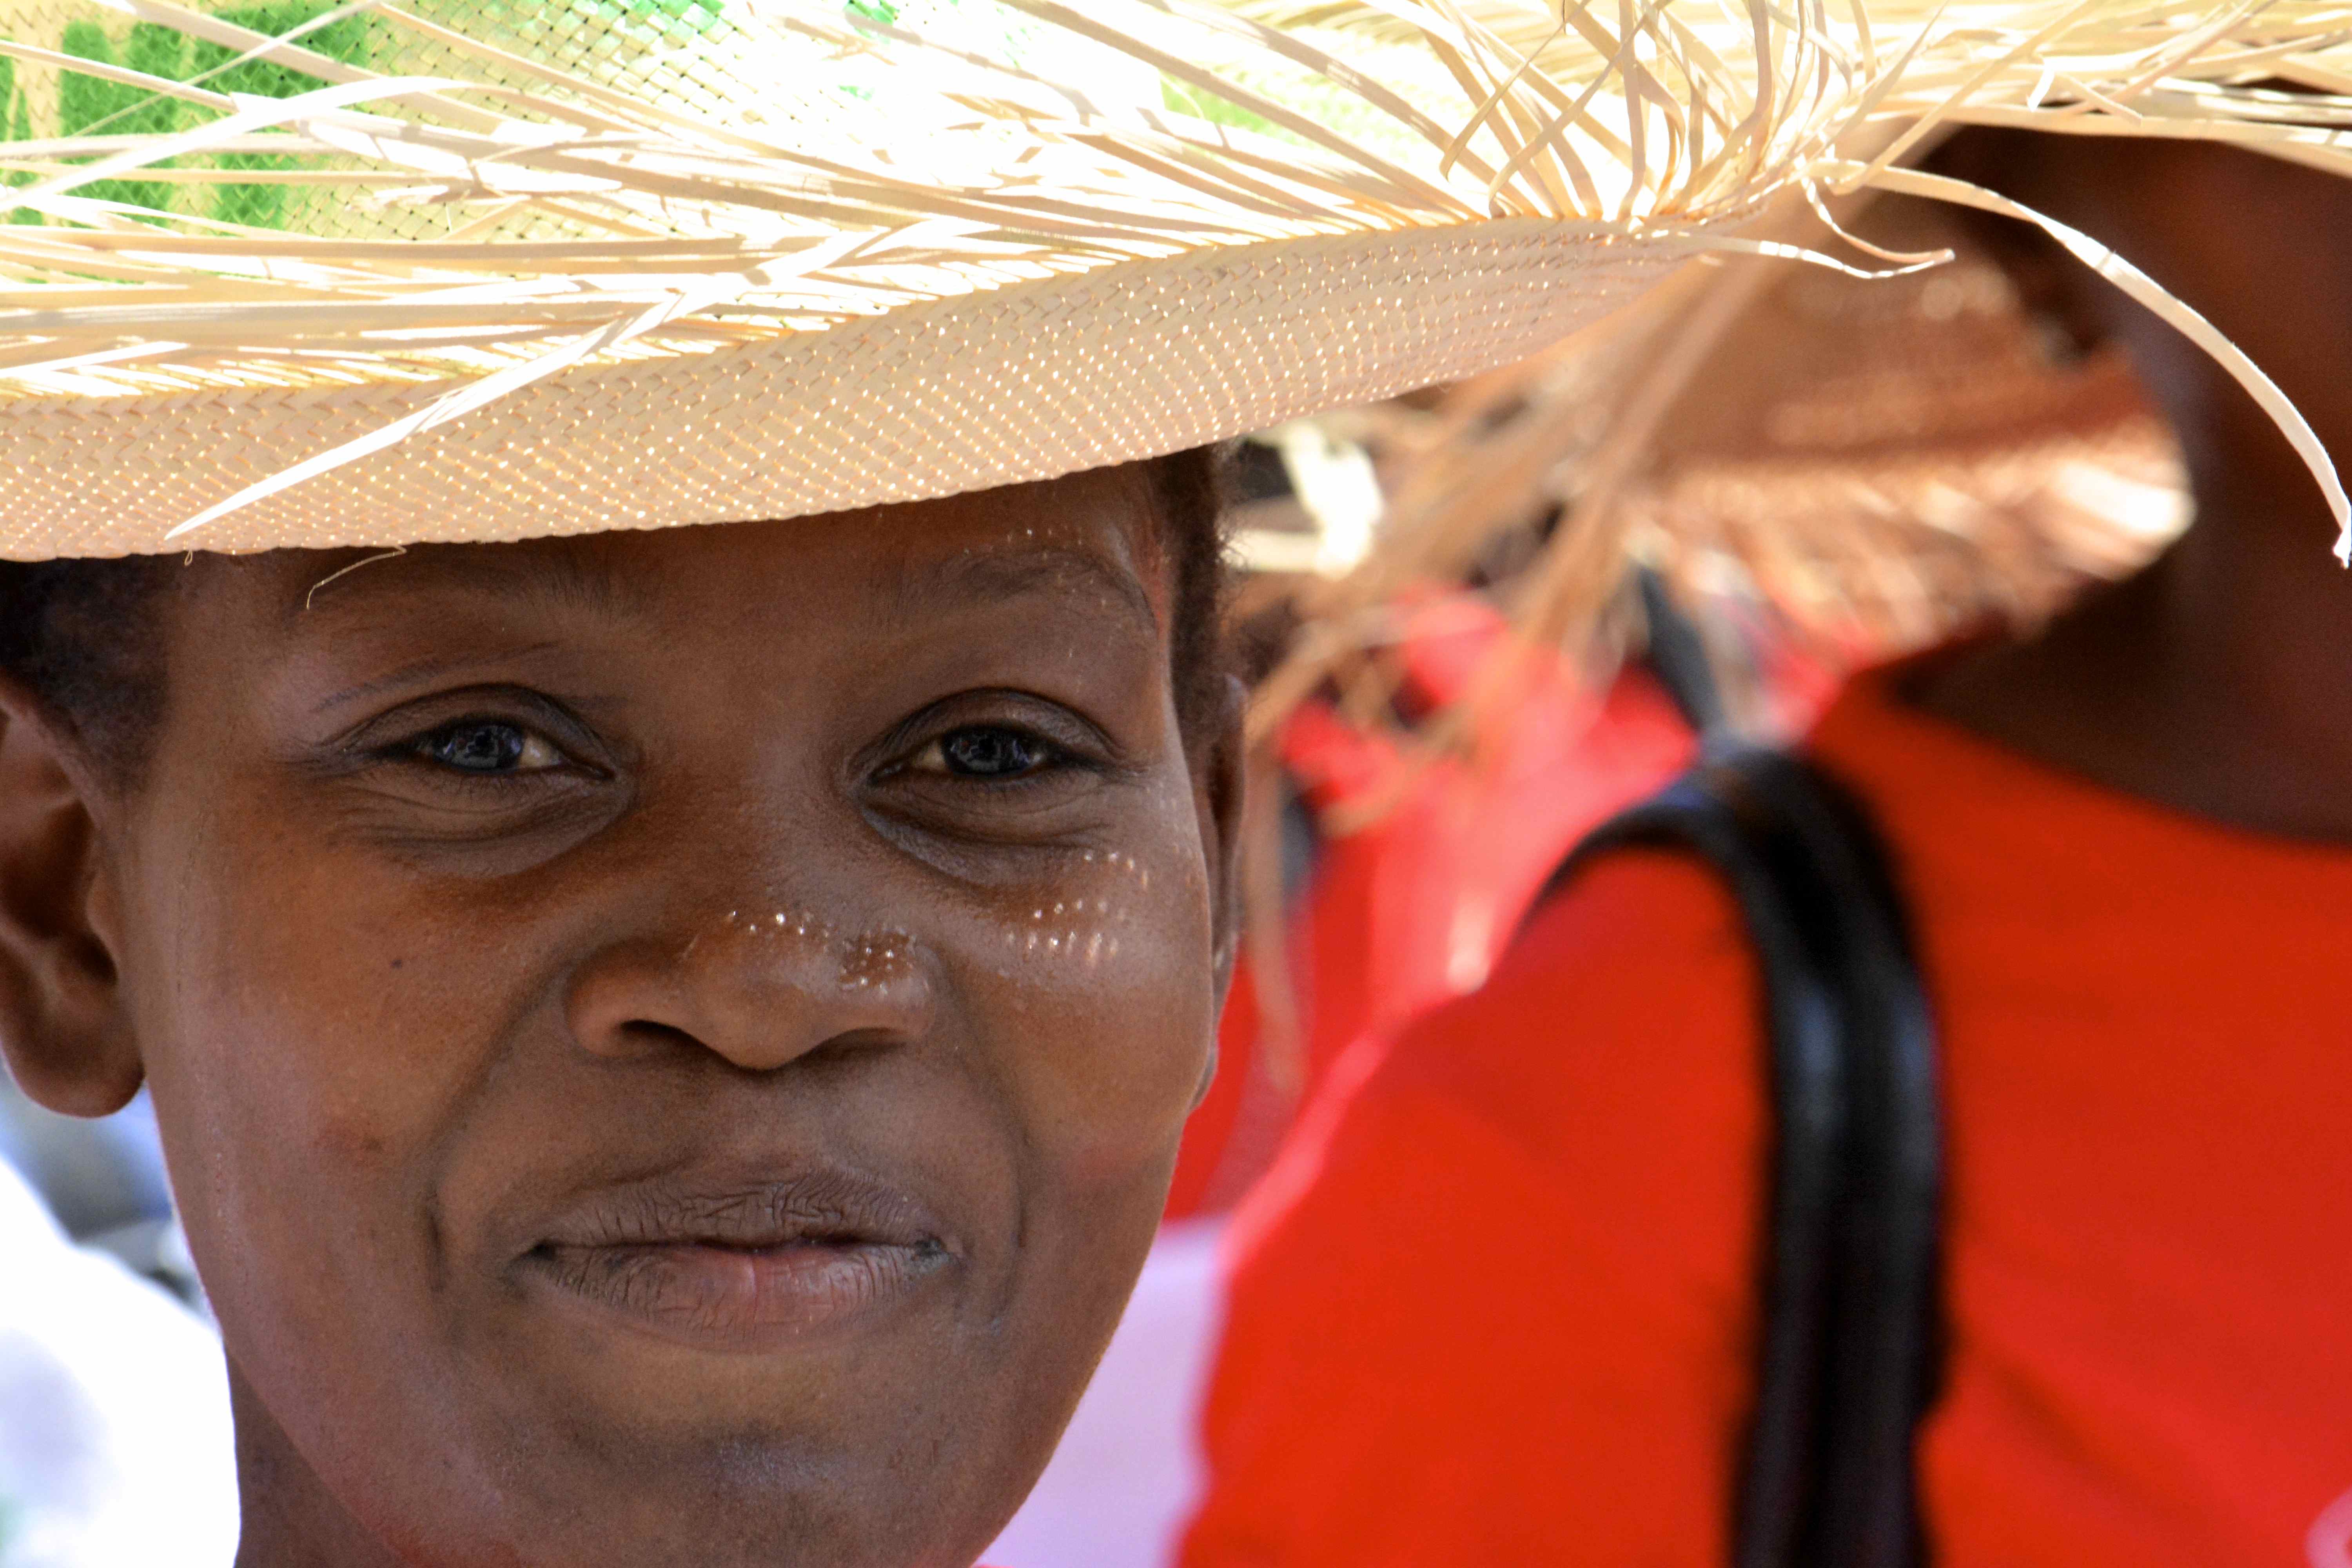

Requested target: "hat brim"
[{"left": 0, "top": 218, "right": 1681, "bottom": 560}]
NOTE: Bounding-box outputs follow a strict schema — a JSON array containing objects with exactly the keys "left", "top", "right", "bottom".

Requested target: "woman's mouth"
[{"left": 517, "top": 1169, "right": 953, "bottom": 1351}]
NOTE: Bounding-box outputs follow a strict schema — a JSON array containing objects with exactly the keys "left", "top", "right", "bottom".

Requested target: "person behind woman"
[{"left": 1180, "top": 123, "right": 2352, "bottom": 1567}]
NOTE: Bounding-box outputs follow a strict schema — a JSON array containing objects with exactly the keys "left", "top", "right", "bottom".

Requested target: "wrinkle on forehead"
[
  {"left": 278, "top": 535, "right": 663, "bottom": 628},
  {"left": 245, "top": 466, "right": 1170, "bottom": 659}
]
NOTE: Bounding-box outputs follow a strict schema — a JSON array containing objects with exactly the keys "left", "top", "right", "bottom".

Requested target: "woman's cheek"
[
  {"left": 973, "top": 847, "right": 1218, "bottom": 1189},
  {"left": 138, "top": 796, "right": 537, "bottom": 1285}
]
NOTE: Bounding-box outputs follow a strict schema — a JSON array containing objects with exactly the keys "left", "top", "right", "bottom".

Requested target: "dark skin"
[
  {"left": 0, "top": 465, "right": 1242, "bottom": 1567},
  {"left": 1916, "top": 129, "right": 2352, "bottom": 842}
]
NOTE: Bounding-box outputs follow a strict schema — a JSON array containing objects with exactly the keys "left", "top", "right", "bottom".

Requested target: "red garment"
[{"left": 1182, "top": 661, "right": 2352, "bottom": 1566}]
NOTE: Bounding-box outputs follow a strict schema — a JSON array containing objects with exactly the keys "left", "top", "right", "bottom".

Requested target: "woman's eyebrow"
[
  {"left": 307, "top": 643, "right": 565, "bottom": 717},
  {"left": 898, "top": 545, "right": 1159, "bottom": 633}
]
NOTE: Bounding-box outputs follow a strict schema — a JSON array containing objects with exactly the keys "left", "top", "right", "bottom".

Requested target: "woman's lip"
[
  {"left": 523, "top": 1236, "right": 950, "bottom": 1351},
  {"left": 514, "top": 1168, "right": 955, "bottom": 1350},
  {"left": 533, "top": 1169, "right": 941, "bottom": 1252}
]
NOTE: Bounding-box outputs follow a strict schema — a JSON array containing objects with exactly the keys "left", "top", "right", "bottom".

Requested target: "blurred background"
[
  {"left": 0, "top": 1081, "right": 236, "bottom": 1567},
  {"left": 0, "top": 195, "right": 2190, "bottom": 1568}
]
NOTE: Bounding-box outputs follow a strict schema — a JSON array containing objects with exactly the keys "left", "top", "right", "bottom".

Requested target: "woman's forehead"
[{"left": 218, "top": 465, "right": 1169, "bottom": 641}]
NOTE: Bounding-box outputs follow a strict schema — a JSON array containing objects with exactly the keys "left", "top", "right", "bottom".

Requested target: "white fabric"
[
  {"left": 987, "top": 1218, "right": 1227, "bottom": 1568},
  {"left": 0, "top": 1160, "right": 236, "bottom": 1568}
]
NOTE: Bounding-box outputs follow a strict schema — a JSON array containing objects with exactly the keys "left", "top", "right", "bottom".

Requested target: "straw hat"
[
  {"left": 1624, "top": 201, "right": 2189, "bottom": 648},
  {"left": 1256, "top": 197, "right": 2190, "bottom": 670},
  {"left": 1, "top": 0, "right": 2348, "bottom": 562}
]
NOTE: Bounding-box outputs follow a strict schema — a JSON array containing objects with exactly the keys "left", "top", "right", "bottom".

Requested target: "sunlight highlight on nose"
[{"left": 708, "top": 909, "right": 918, "bottom": 995}]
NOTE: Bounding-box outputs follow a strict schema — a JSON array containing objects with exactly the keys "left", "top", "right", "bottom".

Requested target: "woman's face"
[{"left": 83, "top": 469, "right": 1234, "bottom": 1564}]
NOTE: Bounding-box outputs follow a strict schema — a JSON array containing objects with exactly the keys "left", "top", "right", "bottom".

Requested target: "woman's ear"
[
  {"left": 0, "top": 679, "right": 141, "bottom": 1117},
  {"left": 1202, "top": 673, "right": 1248, "bottom": 999},
  {"left": 1192, "top": 672, "right": 1248, "bottom": 1112}
]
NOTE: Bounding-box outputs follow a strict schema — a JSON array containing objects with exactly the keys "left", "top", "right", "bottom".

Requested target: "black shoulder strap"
[{"left": 1548, "top": 748, "right": 1943, "bottom": 1568}]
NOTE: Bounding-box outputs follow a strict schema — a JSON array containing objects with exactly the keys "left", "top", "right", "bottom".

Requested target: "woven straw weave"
[
  {"left": 1, "top": 0, "right": 2349, "bottom": 559},
  {"left": 0, "top": 219, "right": 1668, "bottom": 556}
]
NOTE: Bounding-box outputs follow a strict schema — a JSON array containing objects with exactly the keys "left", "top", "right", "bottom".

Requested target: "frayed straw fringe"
[
  {"left": 0, "top": 0, "right": 2347, "bottom": 543},
  {"left": 1237, "top": 179, "right": 2190, "bottom": 767}
]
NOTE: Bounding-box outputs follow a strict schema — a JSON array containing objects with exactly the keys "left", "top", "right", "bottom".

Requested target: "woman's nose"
[{"left": 563, "top": 909, "right": 933, "bottom": 1073}]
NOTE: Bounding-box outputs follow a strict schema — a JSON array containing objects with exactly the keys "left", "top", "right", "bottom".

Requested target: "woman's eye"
[
  {"left": 416, "top": 720, "right": 564, "bottom": 775},
  {"left": 916, "top": 726, "right": 1052, "bottom": 780}
]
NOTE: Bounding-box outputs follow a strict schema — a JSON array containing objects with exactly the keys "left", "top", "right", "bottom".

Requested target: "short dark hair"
[
  {"left": 0, "top": 552, "right": 178, "bottom": 784},
  {"left": 0, "top": 448, "right": 1232, "bottom": 786}
]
